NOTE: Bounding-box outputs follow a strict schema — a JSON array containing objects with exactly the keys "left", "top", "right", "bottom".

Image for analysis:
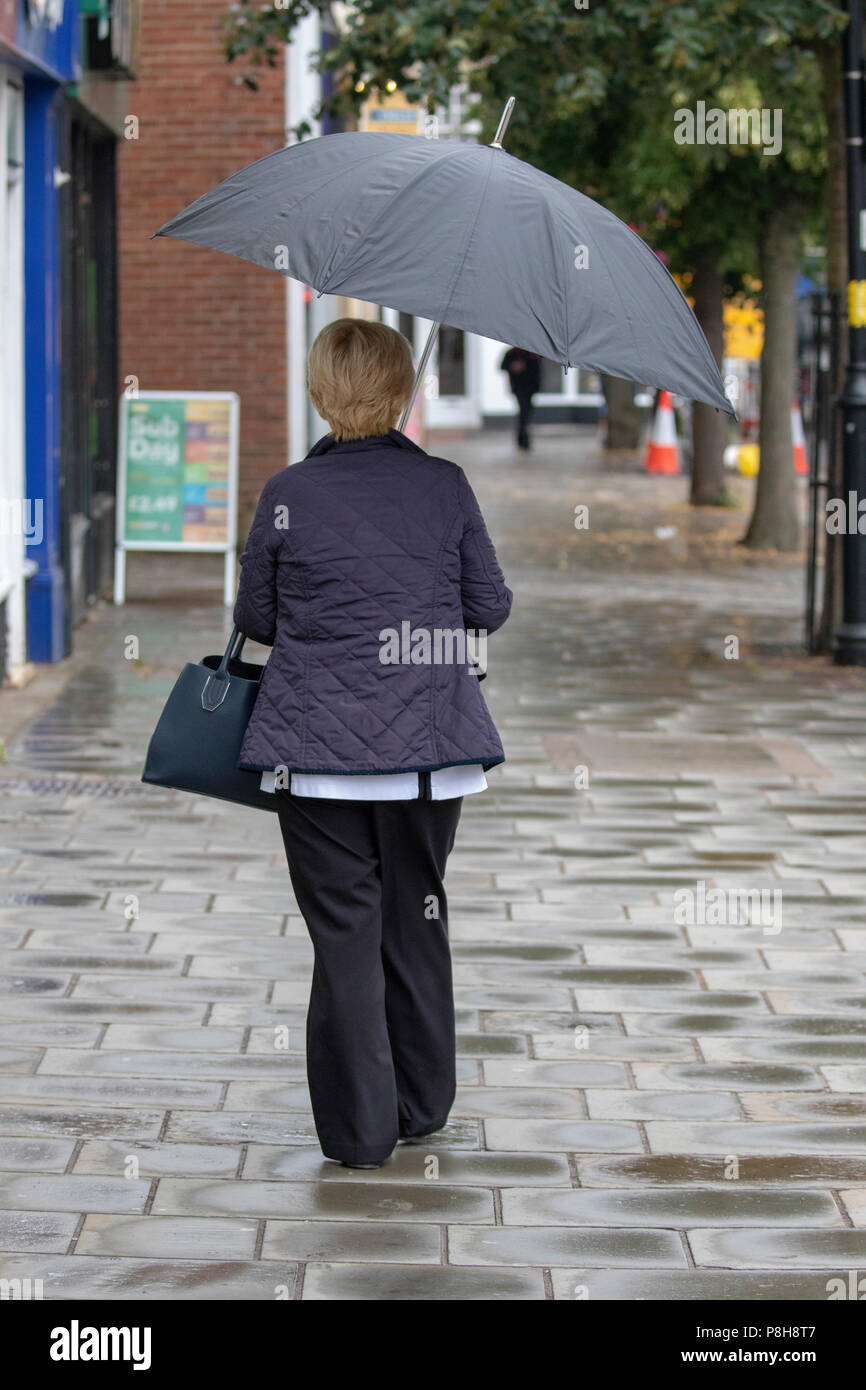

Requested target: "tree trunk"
[
  {"left": 601, "top": 375, "right": 643, "bottom": 450},
  {"left": 690, "top": 251, "right": 728, "bottom": 505},
  {"left": 817, "top": 39, "right": 848, "bottom": 649},
  {"left": 741, "top": 202, "right": 803, "bottom": 551}
]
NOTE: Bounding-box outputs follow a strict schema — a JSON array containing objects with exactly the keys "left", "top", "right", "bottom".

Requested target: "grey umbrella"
[{"left": 154, "top": 101, "right": 733, "bottom": 417}]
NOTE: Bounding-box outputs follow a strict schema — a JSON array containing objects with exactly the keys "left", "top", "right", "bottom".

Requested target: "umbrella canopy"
[{"left": 155, "top": 131, "right": 733, "bottom": 415}]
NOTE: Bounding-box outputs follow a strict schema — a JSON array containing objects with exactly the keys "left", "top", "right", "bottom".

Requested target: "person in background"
[
  {"left": 233, "top": 318, "right": 513, "bottom": 1170},
  {"left": 500, "top": 345, "right": 541, "bottom": 451}
]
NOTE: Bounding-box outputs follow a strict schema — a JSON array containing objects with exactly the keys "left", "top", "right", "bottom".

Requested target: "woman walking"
[{"left": 233, "top": 319, "right": 513, "bottom": 1168}]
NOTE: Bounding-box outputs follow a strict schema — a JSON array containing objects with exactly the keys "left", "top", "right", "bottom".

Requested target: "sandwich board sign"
[{"left": 114, "top": 391, "right": 240, "bottom": 605}]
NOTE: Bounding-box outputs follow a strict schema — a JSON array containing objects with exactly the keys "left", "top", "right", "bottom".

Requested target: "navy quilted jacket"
[{"left": 233, "top": 428, "right": 513, "bottom": 776}]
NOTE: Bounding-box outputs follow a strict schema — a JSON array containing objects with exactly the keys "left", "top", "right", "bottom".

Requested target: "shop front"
[{"left": 0, "top": 0, "right": 136, "bottom": 672}]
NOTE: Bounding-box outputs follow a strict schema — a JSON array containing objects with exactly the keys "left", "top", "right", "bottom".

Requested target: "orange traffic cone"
[
  {"left": 645, "top": 390, "right": 680, "bottom": 474},
  {"left": 791, "top": 400, "right": 808, "bottom": 476}
]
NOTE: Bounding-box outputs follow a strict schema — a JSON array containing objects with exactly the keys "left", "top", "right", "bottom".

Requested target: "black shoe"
[
  {"left": 339, "top": 1159, "right": 383, "bottom": 1169},
  {"left": 399, "top": 1122, "right": 447, "bottom": 1143}
]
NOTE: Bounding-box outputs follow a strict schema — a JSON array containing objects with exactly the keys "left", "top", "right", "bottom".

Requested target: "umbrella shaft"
[
  {"left": 399, "top": 95, "right": 514, "bottom": 432},
  {"left": 398, "top": 321, "right": 441, "bottom": 431}
]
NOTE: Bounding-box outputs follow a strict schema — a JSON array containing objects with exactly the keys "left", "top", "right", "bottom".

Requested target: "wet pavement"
[{"left": 1, "top": 423, "right": 866, "bottom": 1300}]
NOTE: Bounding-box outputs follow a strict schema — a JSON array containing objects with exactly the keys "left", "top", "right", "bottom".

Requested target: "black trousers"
[
  {"left": 276, "top": 794, "right": 463, "bottom": 1165},
  {"left": 515, "top": 391, "right": 534, "bottom": 447}
]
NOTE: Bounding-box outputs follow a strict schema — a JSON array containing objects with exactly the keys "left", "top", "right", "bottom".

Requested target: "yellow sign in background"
[{"left": 358, "top": 90, "right": 421, "bottom": 134}]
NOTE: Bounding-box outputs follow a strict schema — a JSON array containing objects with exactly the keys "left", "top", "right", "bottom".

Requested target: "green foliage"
[
  {"left": 224, "top": 2, "right": 324, "bottom": 77},
  {"left": 223, "top": 1, "right": 844, "bottom": 277}
]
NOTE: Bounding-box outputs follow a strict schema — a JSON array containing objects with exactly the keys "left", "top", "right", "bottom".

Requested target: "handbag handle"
[
  {"left": 226, "top": 626, "right": 246, "bottom": 661},
  {"left": 201, "top": 626, "right": 246, "bottom": 712}
]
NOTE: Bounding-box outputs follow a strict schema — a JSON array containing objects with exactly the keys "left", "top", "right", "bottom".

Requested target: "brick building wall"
[{"left": 117, "top": 0, "right": 288, "bottom": 530}]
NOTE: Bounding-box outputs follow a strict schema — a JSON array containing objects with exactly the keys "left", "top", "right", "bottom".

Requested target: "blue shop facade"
[{"left": 0, "top": 1, "right": 137, "bottom": 675}]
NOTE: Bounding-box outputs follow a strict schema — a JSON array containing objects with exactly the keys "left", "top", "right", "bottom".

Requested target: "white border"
[{"left": 114, "top": 391, "right": 240, "bottom": 605}]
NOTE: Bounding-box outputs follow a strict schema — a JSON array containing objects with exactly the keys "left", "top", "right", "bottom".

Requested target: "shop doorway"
[{"left": 58, "top": 108, "right": 119, "bottom": 631}]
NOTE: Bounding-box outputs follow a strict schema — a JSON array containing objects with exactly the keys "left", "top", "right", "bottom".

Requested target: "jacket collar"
[{"left": 304, "top": 428, "right": 426, "bottom": 459}]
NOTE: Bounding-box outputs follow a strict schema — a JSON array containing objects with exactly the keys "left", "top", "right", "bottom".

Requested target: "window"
[
  {"left": 539, "top": 357, "right": 564, "bottom": 394},
  {"left": 437, "top": 325, "right": 465, "bottom": 396}
]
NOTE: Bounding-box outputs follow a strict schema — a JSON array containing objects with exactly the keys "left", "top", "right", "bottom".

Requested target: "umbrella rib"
[
  {"left": 285, "top": 142, "right": 419, "bottom": 290},
  {"left": 162, "top": 138, "right": 373, "bottom": 229},
  {"left": 437, "top": 148, "right": 498, "bottom": 326},
  {"left": 317, "top": 140, "right": 466, "bottom": 297},
  {"left": 587, "top": 207, "right": 648, "bottom": 383},
  {"left": 655, "top": 246, "right": 729, "bottom": 387},
  {"left": 542, "top": 189, "right": 569, "bottom": 365}
]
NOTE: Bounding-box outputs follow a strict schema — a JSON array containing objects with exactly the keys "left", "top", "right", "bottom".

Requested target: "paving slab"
[
  {"left": 260, "top": 1219, "right": 442, "bottom": 1264},
  {"left": 0, "top": 1173, "right": 150, "bottom": 1214},
  {"left": 548, "top": 1268, "right": 852, "bottom": 1299},
  {"left": 0, "top": 1209, "right": 80, "bottom": 1253},
  {"left": 447, "top": 1224, "right": 687, "bottom": 1267},
  {"left": 575, "top": 1154, "right": 866, "bottom": 1187},
  {"left": 74, "top": 1214, "right": 260, "bottom": 1260},
  {"left": 73, "top": 1140, "right": 244, "bottom": 1178},
  {"left": 498, "top": 1186, "right": 842, "bottom": 1227},
  {"left": 300, "top": 1262, "right": 547, "bottom": 1299},
  {"left": 149, "top": 1177, "right": 496, "bottom": 1223},
  {"left": 240, "top": 1146, "right": 572, "bottom": 1186},
  {"left": 0, "top": 1253, "right": 299, "bottom": 1299},
  {"left": 688, "top": 1229, "right": 866, "bottom": 1269}
]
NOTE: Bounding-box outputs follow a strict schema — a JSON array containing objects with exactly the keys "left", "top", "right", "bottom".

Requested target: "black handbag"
[{"left": 141, "top": 626, "right": 280, "bottom": 812}]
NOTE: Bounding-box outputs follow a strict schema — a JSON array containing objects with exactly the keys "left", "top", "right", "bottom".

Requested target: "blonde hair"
[{"left": 307, "top": 318, "right": 416, "bottom": 441}]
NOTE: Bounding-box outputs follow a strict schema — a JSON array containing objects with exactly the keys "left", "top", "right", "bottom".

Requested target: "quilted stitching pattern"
[{"left": 233, "top": 430, "right": 512, "bottom": 775}]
